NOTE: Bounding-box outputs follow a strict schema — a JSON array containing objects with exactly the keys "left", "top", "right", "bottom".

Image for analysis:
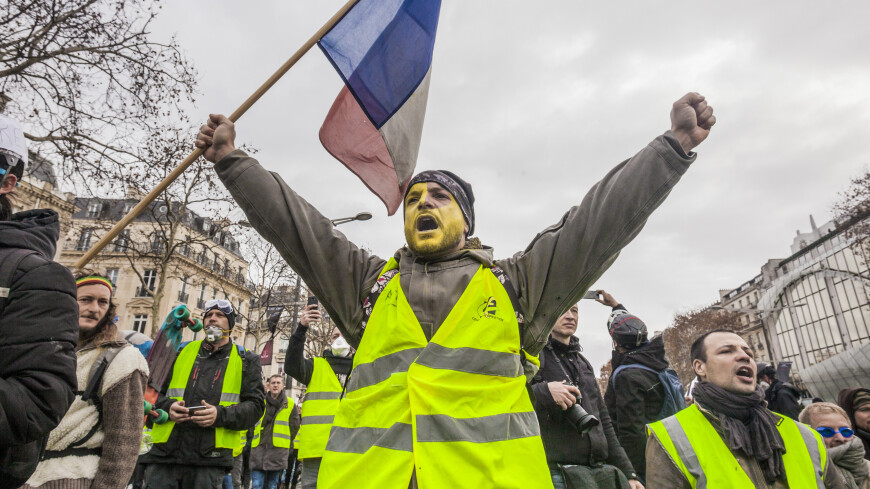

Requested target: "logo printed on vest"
[{"left": 474, "top": 297, "right": 502, "bottom": 321}]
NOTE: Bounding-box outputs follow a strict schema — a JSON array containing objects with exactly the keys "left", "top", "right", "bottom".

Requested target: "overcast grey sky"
[{"left": 152, "top": 1, "right": 870, "bottom": 372}]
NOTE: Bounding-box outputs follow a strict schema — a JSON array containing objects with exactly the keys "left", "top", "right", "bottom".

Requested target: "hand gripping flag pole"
[{"left": 74, "top": 0, "right": 361, "bottom": 269}]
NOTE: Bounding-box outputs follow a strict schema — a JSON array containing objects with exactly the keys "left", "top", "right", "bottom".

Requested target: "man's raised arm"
[
  {"left": 196, "top": 115, "right": 387, "bottom": 345},
  {"left": 498, "top": 93, "right": 716, "bottom": 354}
]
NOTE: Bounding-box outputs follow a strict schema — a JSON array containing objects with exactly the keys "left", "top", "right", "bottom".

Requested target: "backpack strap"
[
  {"left": 611, "top": 363, "right": 658, "bottom": 387},
  {"left": 69, "top": 345, "right": 125, "bottom": 449},
  {"left": 0, "top": 248, "right": 38, "bottom": 313},
  {"left": 360, "top": 264, "right": 400, "bottom": 332}
]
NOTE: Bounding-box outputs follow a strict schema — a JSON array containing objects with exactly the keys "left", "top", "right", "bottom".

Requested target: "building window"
[
  {"left": 133, "top": 314, "right": 148, "bottom": 334},
  {"left": 114, "top": 230, "right": 130, "bottom": 252},
  {"left": 76, "top": 229, "right": 93, "bottom": 251},
  {"left": 198, "top": 284, "right": 207, "bottom": 309},
  {"left": 178, "top": 275, "right": 189, "bottom": 303},
  {"left": 123, "top": 202, "right": 135, "bottom": 214},
  {"left": 279, "top": 336, "right": 289, "bottom": 354},
  {"left": 151, "top": 234, "right": 165, "bottom": 254},
  {"left": 86, "top": 202, "right": 101, "bottom": 219},
  {"left": 106, "top": 268, "right": 119, "bottom": 286},
  {"left": 137, "top": 269, "right": 156, "bottom": 297}
]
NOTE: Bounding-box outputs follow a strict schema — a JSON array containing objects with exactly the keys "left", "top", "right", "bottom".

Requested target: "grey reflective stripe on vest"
[
  {"left": 326, "top": 423, "right": 413, "bottom": 453},
  {"left": 220, "top": 393, "right": 240, "bottom": 403},
  {"left": 347, "top": 348, "right": 424, "bottom": 393},
  {"left": 414, "top": 343, "right": 523, "bottom": 378},
  {"left": 166, "top": 388, "right": 185, "bottom": 398},
  {"left": 301, "top": 415, "right": 335, "bottom": 426},
  {"left": 415, "top": 411, "right": 539, "bottom": 443},
  {"left": 305, "top": 391, "right": 341, "bottom": 401},
  {"left": 793, "top": 420, "right": 825, "bottom": 488},
  {"left": 276, "top": 420, "right": 290, "bottom": 427},
  {"left": 274, "top": 432, "right": 293, "bottom": 441},
  {"left": 661, "top": 416, "right": 708, "bottom": 489}
]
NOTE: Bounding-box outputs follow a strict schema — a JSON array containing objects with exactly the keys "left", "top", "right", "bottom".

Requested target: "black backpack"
[{"left": 611, "top": 363, "right": 687, "bottom": 420}]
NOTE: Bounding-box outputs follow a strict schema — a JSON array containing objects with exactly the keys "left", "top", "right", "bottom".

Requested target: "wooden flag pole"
[{"left": 75, "top": 0, "right": 360, "bottom": 269}]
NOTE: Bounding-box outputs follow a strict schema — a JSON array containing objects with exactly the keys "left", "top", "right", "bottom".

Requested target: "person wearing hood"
[
  {"left": 839, "top": 388, "right": 870, "bottom": 461},
  {"left": 646, "top": 329, "right": 846, "bottom": 488},
  {"left": 529, "top": 304, "right": 642, "bottom": 489},
  {"left": 284, "top": 303, "right": 353, "bottom": 489},
  {"left": 0, "top": 114, "right": 78, "bottom": 488},
  {"left": 143, "top": 300, "right": 265, "bottom": 489},
  {"left": 759, "top": 364, "right": 803, "bottom": 420},
  {"left": 249, "top": 374, "right": 300, "bottom": 489},
  {"left": 597, "top": 291, "right": 676, "bottom": 483},
  {"left": 800, "top": 402, "right": 870, "bottom": 489},
  {"left": 198, "top": 91, "right": 716, "bottom": 489}
]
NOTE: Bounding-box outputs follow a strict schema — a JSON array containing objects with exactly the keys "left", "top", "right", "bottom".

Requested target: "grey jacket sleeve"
[
  {"left": 496, "top": 132, "right": 696, "bottom": 355},
  {"left": 214, "top": 152, "right": 387, "bottom": 345}
]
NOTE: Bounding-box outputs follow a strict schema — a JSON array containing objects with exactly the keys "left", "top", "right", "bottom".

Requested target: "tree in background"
[
  {"left": 662, "top": 305, "right": 740, "bottom": 384},
  {"left": 0, "top": 0, "right": 196, "bottom": 190},
  {"left": 597, "top": 360, "right": 613, "bottom": 395},
  {"left": 833, "top": 170, "right": 870, "bottom": 260}
]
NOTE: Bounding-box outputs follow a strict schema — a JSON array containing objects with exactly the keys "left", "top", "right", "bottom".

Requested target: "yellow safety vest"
[
  {"left": 647, "top": 403, "right": 827, "bottom": 488},
  {"left": 252, "top": 397, "right": 295, "bottom": 449},
  {"left": 297, "top": 357, "right": 342, "bottom": 460},
  {"left": 151, "top": 340, "right": 246, "bottom": 455},
  {"left": 318, "top": 260, "right": 552, "bottom": 489}
]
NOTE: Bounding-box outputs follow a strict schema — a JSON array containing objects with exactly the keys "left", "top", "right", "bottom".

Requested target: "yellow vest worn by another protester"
[
  {"left": 297, "top": 357, "right": 343, "bottom": 460},
  {"left": 318, "top": 259, "right": 552, "bottom": 489},
  {"left": 151, "top": 340, "right": 246, "bottom": 455},
  {"left": 251, "top": 397, "right": 295, "bottom": 449},
  {"left": 647, "top": 403, "right": 827, "bottom": 489}
]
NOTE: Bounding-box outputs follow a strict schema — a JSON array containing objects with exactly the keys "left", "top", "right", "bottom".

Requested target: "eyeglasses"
[
  {"left": 815, "top": 426, "right": 854, "bottom": 438},
  {"left": 204, "top": 299, "right": 234, "bottom": 315}
]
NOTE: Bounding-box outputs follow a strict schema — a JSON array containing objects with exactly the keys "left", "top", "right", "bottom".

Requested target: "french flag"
[{"left": 318, "top": 0, "right": 442, "bottom": 215}]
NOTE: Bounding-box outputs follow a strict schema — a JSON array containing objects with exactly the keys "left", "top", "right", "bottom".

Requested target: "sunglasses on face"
[{"left": 815, "top": 426, "right": 854, "bottom": 438}]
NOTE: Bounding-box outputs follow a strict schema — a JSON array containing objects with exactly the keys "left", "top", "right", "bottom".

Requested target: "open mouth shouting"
[
  {"left": 416, "top": 215, "right": 438, "bottom": 232},
  {"left": 735, "top": 365, "right": 755, "bottom": 384}
]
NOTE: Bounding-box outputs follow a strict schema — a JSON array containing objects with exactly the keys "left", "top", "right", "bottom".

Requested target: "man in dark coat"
[
  {"left": 597, "top": 291, "right": 670, "bottom": 483},
  {"left": 0, "top": 114, "right": 79, "bottom": 489},
  {"left": 759, "top": 365, "right": 803, "bottom": 420},
  {"left": 142, "top": 301, "right": 265, "bottom": 489},
  {"left": 529, "top": 303, "right": 642, "bottom": 489}
]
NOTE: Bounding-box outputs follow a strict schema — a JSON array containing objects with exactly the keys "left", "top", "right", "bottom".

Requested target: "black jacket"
[
  {"left": 765, "top": 379, "right": 802, "bottom": 420},
  {"left": 145, "top": 340, "right": 266, "bottom": 468},
  {"left": 0, "top": 210, "right": 78, "bottom": 487},
  {"left": 604, "top": 332, "right": 669, "bottom": 482},
  {"left": 284, "top": 323, "right": 353, "bottom": 387},
  {"left": 530, "top": 336, "right": 635, "bottom": 479}
]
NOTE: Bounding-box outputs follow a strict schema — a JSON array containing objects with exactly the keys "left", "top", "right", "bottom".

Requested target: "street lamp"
[{"left": 331, "top": 212, "right": 372, "bottom": 226}]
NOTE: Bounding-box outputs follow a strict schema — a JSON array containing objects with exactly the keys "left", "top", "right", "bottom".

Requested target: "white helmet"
[{"left": 0, "top": 114, "right": 27, "bottom": 179}]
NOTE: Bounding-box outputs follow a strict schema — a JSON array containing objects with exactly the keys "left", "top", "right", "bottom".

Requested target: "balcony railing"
[{"left": 178, "top": 291, "right": 189, "bottom": 303}]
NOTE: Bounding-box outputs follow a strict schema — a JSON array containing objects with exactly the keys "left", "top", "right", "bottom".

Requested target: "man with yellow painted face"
[{"left": 200, "top": 92, "right": 716, "bottom": 488}]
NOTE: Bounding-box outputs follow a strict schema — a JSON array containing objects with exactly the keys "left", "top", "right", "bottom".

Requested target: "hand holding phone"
[
  {"left": 186, "top": 405, "right": 208, "bottom": 413},
  {"left": 583, "top": 290, "right": 601, "bottom": 300}
]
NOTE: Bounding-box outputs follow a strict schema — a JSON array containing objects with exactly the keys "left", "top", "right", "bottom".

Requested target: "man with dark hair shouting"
[
  {"left": 646, "top": 329, "right": 845, "bottom": 488},
  {"left": 24, "top": 272, "right": 149, "bottom": 489},
  {"left": 198, "top": 93, "right": 715, "bottom": 489}
]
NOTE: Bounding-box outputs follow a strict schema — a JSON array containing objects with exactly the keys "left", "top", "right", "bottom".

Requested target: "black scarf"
[{"left": 692, "top": 381, "right": 786, "bottom": 484}]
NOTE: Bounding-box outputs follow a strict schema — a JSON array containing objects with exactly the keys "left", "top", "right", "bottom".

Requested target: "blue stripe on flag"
[{"left": 318, "top": 0, "right": 441, "bottom": 129}]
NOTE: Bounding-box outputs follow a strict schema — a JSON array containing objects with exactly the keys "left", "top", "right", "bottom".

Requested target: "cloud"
[{"left": 151, "top": 0, "right": 870, "bottom": 373}]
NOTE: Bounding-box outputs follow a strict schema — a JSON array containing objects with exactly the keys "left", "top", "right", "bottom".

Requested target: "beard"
[{"left": 78, "top": 314, "right": 113, "bottom": 345}]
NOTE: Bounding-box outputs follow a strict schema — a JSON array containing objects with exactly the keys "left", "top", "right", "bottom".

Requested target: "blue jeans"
[
  {"left": 551, "top": 467, "right": 567, "bottom": 489},
  {"left": 251, "top": 470, "right": 281, "bottom": 489}
]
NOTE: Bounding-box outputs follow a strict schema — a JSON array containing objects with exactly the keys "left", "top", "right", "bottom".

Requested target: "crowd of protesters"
[{"left": 2, "top": 92, "right": 870, "bottom": 489}]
